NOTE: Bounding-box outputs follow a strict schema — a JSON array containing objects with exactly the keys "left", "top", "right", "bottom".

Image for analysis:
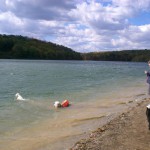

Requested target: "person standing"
[{"left": 145, "top": 61, "right": 150, "bottom": 96}]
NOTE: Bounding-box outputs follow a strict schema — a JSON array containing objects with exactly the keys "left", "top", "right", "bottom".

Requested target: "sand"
[{"left": 70, "top": 98, "right": 150, "bottom": 150}]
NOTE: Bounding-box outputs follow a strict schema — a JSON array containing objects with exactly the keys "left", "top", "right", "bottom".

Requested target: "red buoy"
[{"left": 61, "top": 100, "right": 69, "bottom": 107}]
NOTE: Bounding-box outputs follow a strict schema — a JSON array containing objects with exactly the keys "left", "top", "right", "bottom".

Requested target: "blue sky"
[
  {"left": 0, "top": 0, "right": 150, "bottom": 52},
  {"left": 129, "top": 11, "right": 150, "bottom": 25}
]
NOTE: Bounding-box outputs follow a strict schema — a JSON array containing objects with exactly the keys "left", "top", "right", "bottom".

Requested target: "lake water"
[{"left": 0, "top": 60, "right": 148, "bottom": 150}]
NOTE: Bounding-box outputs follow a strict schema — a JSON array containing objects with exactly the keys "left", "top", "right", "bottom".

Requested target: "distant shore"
[{"left": 70, "top": 98, "right": 150, "bottom": 150}]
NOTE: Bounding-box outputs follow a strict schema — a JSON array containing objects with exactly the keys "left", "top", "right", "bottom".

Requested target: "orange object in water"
[{"left": 61, "top": 100, "right": 69, "bottom": 107}]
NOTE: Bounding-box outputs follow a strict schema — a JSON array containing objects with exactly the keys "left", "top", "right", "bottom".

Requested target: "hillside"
[
  {"left": 0, "top": 34, "right": 150, "bottom": 62},
  {"left": 0, "top": 35, "right": 82, "bottom": 60},
  {"left": 82, "top": 50, "right": 150, "bottom": 62}
]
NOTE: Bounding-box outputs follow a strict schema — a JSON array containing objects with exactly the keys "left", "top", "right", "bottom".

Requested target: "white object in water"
[
  {"left": 54, "top": 101, "right": 61, "bottom": 108},
  {"left": 147, "top": 104, "right": 150, "bottom": 109},
  {"left": 15, "top": 93, "right": 25, "bottom": 101}
]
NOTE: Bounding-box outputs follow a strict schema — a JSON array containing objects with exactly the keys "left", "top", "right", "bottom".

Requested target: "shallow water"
[{"left": 0, "top": 60, "right": 148, "bottom": 150}]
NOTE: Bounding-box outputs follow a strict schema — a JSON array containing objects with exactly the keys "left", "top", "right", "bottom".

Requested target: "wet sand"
[{"left": 70, "top": 98, "right": 150, "bottom": 150}]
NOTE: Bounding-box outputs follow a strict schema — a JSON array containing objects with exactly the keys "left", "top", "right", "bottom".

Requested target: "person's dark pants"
[
  {"left": 146, "top": 108, "right": 150, "bottom": 130},
  {"left": 148, "top": 84, "right": 150, "bottom": 95}
]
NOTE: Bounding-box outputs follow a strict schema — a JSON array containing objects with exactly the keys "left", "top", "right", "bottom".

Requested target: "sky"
[{"left": 1, "top": 0, "right": 150, "bottom": 52}]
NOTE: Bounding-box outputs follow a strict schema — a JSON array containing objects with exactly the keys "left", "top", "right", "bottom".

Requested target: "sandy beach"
[{"left": 70, "top": 98, "right": 150, "bottom": 150}]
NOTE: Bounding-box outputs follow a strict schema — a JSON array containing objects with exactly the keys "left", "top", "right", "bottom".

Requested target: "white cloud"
[
  {"left": 0, "top": 11, "right": 24, "bottom": 33},
  {"left": 111, "top": 24, "right": 150, "bottom": 49},
  {"left": 69, "top": 1, "right": 131, "bottom": 35},
  {"left": 1, "top": 0, "right": 150, "bottom": 52},
  {"left": 2, "top": 0, "right": 76, "bottom": 20}
]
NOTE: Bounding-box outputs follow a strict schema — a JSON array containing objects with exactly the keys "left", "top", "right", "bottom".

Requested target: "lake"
[{"left": 0, "top": 60, "right": 147, "bottom": 150}]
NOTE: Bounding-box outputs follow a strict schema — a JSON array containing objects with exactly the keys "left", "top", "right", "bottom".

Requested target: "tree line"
[
  {"left": 82, "top": 50, "right": 150, "bottom": 62},
  {"left": 0, "top": 34, "right": 150, "bottom": 62},
  {"left": 0, "top": 34, "right": 82, "bottom": 60}
]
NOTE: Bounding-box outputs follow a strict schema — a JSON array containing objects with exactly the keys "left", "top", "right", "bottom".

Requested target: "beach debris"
[
  {"left": 128, "top": 100, "right": 134, "bottom": 103},
  {"left": 54, "top": 100, "right": 70, "bottom": 108},
  {"left": 15, "top": 93, "right": 26, "bottom": 101}
]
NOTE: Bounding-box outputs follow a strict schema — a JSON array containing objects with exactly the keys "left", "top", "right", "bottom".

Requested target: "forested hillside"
[
  {"left": 0, "top": 35, "right": 82, "bottom": 60},
  {"left": 82, "top": 50, "right": 150, "bottom": 62},
  {"left": 0, "top": 34, "right": 150, "bottom": 62}
]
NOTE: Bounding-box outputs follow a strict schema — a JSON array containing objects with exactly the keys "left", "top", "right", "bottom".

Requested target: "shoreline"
[
  {"left": 1, "top": 94, "right": 146, "bottom": 150},
  {"left": 70, "top": 98, "right": 150, "bottom": 150}
]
